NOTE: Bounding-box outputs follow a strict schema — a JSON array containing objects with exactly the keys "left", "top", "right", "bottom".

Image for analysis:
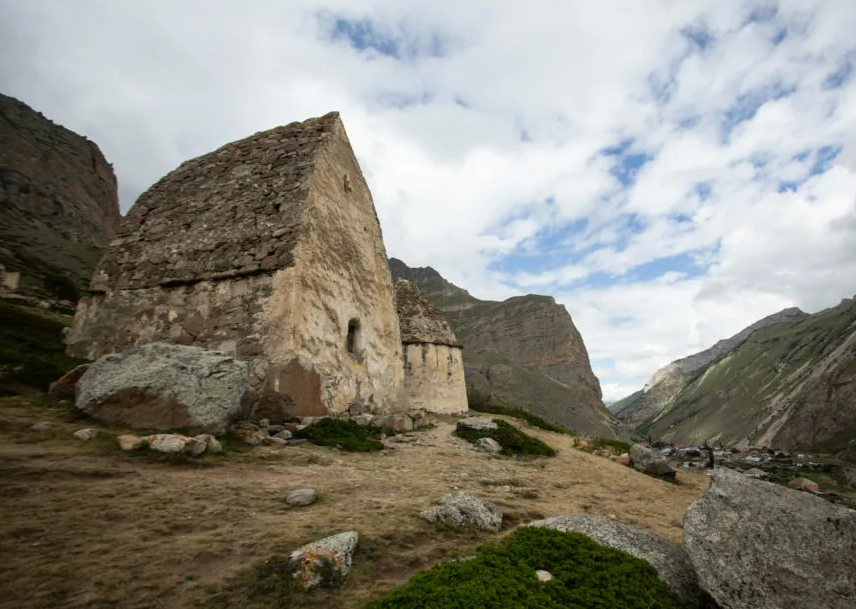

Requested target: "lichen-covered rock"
[
  {"left": 629, "top": 444, "right": 676, "bottom": 479},
  {"left": 456, "top": 418, "right": 497, "bottom": 432},
  {"left": 289, "top": 531, "right": 358, "bottom": 589},
  {"left": 421, "top": 492, "right": 502, "bottom": 531},
  {"left": 526, "top": 514, "right": 704, "bottom": 604},
  {"left": 196, "top": 434, "right": 222, "bottom": 453},
  {"left": 684, "top": 467, "right": 856, "bottom": 609},
  {"left": 474, "top": 437, "right": 501, "bottom": 454},
  {"left": 232, "top": 428, "right": 266, "bottom": 446},
  {"left": 148, "top": 434, "right": 189, "bottom": 453},
  {"left": 76, "top": 343, "right": 249, "bottom": 435}
]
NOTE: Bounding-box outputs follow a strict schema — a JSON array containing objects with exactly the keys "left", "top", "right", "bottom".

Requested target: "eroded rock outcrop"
[
  {"left": 684, "top": 467, "right": 856, "bottom": 609},
  {"left": 0, "top": 93, "right": 120, "bottom": 298}
]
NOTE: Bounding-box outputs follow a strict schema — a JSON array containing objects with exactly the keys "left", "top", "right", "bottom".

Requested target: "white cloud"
[{"left": 1, "top": 0, "right": 855, "bottom": 400}]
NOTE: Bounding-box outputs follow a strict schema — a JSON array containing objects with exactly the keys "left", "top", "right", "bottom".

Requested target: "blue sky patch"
[
  {"left": 721, "top": 82, "right": 796, "bottom": 141},
  {"left": 824, "top": 60, "right": 853, "bottom": 90},
  {"left": 323, "top": 15, "right": 447, "bottom": 61},
  {"left": 603, "top": 141, "right": 653, "bottom": 187}
]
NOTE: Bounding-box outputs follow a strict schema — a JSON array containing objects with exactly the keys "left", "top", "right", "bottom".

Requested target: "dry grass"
[{"left": 0, "top": 396, "right": 709, "bottom": 609}]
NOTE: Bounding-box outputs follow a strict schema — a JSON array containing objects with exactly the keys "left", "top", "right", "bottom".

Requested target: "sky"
[{"left": 2, "top": 1, "right": 856, "bottom": 402}]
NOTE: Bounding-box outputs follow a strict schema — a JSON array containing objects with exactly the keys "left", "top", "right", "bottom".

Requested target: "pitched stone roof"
[
  {"left": 91, "top": 112, "right": 341, "bottom": 291},
  {"left": 395, "top": 279, "right": 460, "bottom": 347}
]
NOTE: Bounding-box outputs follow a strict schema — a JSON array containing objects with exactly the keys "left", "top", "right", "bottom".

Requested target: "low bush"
[
  {"left": 293, "top": 418, "right": 383, "bottom": 452},
  {"left": 365, "top": 526, "right": 691, "bottom": 609},
  {"left": 466, "top": 387, "right": 575, "bottom": 435},
  {"left": 455, "top": 419, "right": 556, "bottom": 457},
  {"left": 0, "top": 301, "right": 87, "bottom": 393}
]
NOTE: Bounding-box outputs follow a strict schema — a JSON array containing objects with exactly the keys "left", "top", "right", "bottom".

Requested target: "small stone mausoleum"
[{"left": 67, "top": 113, "right": 466, "bottom": 418}]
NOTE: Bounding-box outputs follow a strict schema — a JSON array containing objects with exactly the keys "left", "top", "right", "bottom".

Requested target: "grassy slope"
[{"left": 641, "top": 299, "right": 856, "bottom": 449}]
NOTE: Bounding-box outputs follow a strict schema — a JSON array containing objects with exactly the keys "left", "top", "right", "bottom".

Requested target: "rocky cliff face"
[
  {"left": 0, "top": 93, "right": 120, "bottom": 299},
  {"left": 617, "top": 296, "right": 856, "bottom": 457},
  {"left": 389, "top": 259, "right": 623, "bottom": 438}
]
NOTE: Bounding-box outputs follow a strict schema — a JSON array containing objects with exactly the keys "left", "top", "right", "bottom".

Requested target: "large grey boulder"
[
  {"left": 456, "top": 417, "right": 497, "bottom": 432},
  {"left": 526, "top": 514, "right": 704, "bottom": 605},
  {"left": 76, "top": 343, "right": 248, "bottom": 435},
  {"left": 684, "top": 467, "right": 856, "bottom": 609},
  {"left": 421, "top": 491, "right": 502, "bottom": 531},
  {"left": 289, "top": 531, "right": 358, "bottom": 589},
  {"left": 630, "top": 443, "right": 676, "bottom": 479}
]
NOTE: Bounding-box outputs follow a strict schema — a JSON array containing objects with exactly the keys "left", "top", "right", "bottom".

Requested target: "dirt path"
[{"left": 0, "top": 397, "right": 708, "bottom": 608}]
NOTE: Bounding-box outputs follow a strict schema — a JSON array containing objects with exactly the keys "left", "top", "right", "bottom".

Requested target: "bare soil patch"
[{"left": 0, "top": 397, "right": 708, "bottom": 608}]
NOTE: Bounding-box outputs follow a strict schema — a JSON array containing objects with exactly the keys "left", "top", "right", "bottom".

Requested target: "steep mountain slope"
[
  {"left": 613, "top": 307, "right": 808, "bottom": 428},
  {"left": 626, "top": 297, "right": 856, "bottom": 457},
  {"left": 0, "top": 93, "right": 121, "bottom": 299},
  {"left": 389, "top": 259, "right": 623, "bottom": 439}
]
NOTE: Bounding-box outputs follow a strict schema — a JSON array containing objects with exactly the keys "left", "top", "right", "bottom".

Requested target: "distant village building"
[
  {"left": 395, "top": 279, "right": 467, "bottom": 414},
  {"left": 66, "top": 113, "right": 466, "bottom": 419}
]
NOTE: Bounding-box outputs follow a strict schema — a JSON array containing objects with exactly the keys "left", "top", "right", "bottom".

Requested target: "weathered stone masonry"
[
  {"left": 395, "top": 279, "right": 468, "bottom": 414},
  {"left": 67, "top": 113, "right": 406, "bottom": 418}
]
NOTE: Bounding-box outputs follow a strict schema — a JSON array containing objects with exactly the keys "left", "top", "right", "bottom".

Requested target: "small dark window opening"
[{"left": 347, "top": 319, "right": 360, "bottom": 354}]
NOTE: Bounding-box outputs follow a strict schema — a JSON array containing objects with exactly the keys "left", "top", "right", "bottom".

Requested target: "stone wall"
[
  {"left": 402, "top": 343, "right": 468, "bottom": 414},
  {"left": 260, "top": 117, "right": 404, "bottom": 415}
]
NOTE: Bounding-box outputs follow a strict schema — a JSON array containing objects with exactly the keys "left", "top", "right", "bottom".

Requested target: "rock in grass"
[
  {"left": 73, "top": 428, "right": 98, "bottom": 441},
  {"left": 456, "top": 417, "right": 497, "bottom": 432},
  {"left": 30, "top": 421, "right": 52, "bottom": 431},
  {"left": 286, "top": 488, "right": 317, "bottom": 507},
  {"left": 148, "top": 433, "right": 188, "bottom": 453},
  {"left": 273, "top": 430, "right": 292, "bottom": 441},
  {"left": 183, "top": 436, "right": 207, "bottom": 456},
  {"left": 76, "top": 343, "right": 248, "bottom": 435},
  {"left": 117, "top": 434, "right": 143, "bottom": 451},
  {"left": 535, "top": 570, "right": 553, "bottom": 582},
  {"left": 289, "top": 531, "right": 358, "bottom": 589},
  {"left": 196, "top": 434, "right": 222, "bottom": 453},
  {"left": 788, "top": 476, "right": 819, "bottom": 493},
  {"left": 421, "top": 491, "right": 502, "bottom": 531},
  {"left": 526, "top": 514, "right": 704, "bottom": 605},
  {"left": 474, "top": 437, "right": 501, "bottom": 454},
  {"left": 684, "top": 467, "right": 856, "bottom": 609},
  {"left": 629, "top": 444, "right": 676, "bottom": 479},
  {"left": 231, "top": 428, "right": 266, "bottom": 446}
]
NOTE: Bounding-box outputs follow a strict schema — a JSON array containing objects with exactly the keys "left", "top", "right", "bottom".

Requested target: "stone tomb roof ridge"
[
  {"left": 91, "top": 112, "right": 341, "bottom": 291},
  {"left": 395, "top": 279, "right": 460, "bottom": 347}
]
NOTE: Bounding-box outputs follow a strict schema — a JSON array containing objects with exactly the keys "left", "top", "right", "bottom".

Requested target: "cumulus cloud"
[{"left": 1, "top": 0, "right": 854, "bottom": 403}]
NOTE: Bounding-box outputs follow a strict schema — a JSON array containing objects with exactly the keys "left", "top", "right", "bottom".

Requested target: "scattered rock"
[
  {"left": 286, "top": 488, "right": 317, "bottom": 507},
  {"left": 183, "top": 436, "right": 207, "bottom": 456},
  {"left": 474, "top": 437, "right": 502, "bottom": 454},
  {"left": 29, "top": 421, "right": 52, "bottom": 431},
  {"left": 76, "top": 343, "right": 249, "bottom": 435},
  {"left": 618, "top": 452, "right": 631, "bottom": 465},
  {"left": 196, "top": 434, "right": 222, "bottom": 453},
  {"left": 526, "top": 513, "right": 704, "bottom": 605},
  {"left": 148, "top": 434, "right": 188, "bottom": 453},
  {"left": 117, "top": 434, "right": 143, "bottom": 451},
  {"left": 231, "top": 421, "right": 260, "bottom": 431},
  {"left": 421, "top": 491, "right": 502, "bottom": 531},
  {"left": 266, "top": 424, "right": 286, "bottom": 435},
  {"left": 48, "top": 364, "right": 90, "bottom": 399},
  {"left": 231, "top": 428, "right": 266, "bottom": 446},
  {"left": 788, "top": 477, "right": 820, "bottom": 493},
  {"left": 456, "top": 417, "right": 497, "bottom": 432},
  {"left": 684, "top": 467, "right": 856, "bottom": 609},
  {"left": 273, "top": 430, "right": 293, "bottom": 441},
  {"left": 73, "top": 428, "right": 98, "bottom": 441},
  {"left": 629, "top": 444, "right": 676, "bottom": 479},
  {"left": 265, "top": 436, "right": 287, "bottom": 446},
  {"left": 376, "top": 414, "right": 414, "bottom": 433},
  {"left": 258, "top": 418, "right": 270, "bottom": 428},
  {"left": 289, "top": 531, "right": 358, "bottom": 589},
  {"left": 351, "top": 414, "right": 375, "bottom": 426},
  {"left": 287, "top": 438, "right": 308, "bottom": 446},
  {"left": 743, "top": 467, "right": 767, "bottom": 478},
  {"left": 535, "top": 570, "right": 553, "bottom": 582}
]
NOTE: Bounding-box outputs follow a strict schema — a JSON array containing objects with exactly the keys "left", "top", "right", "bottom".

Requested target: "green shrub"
[
  {"left": 467, "top": 387, "right": 575, "bottom": 435},
  {"left": 455, "top": 419, "right": 556, "bottom": 457},
  {"left": 0, "top": 301, "right": 87, "bottom": 393},
  {"left": 293, "top": 418, "right": 383, "bottom": 452},
  {"left": 365, "top": 527, "right": 691, "bottom": 609}
]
